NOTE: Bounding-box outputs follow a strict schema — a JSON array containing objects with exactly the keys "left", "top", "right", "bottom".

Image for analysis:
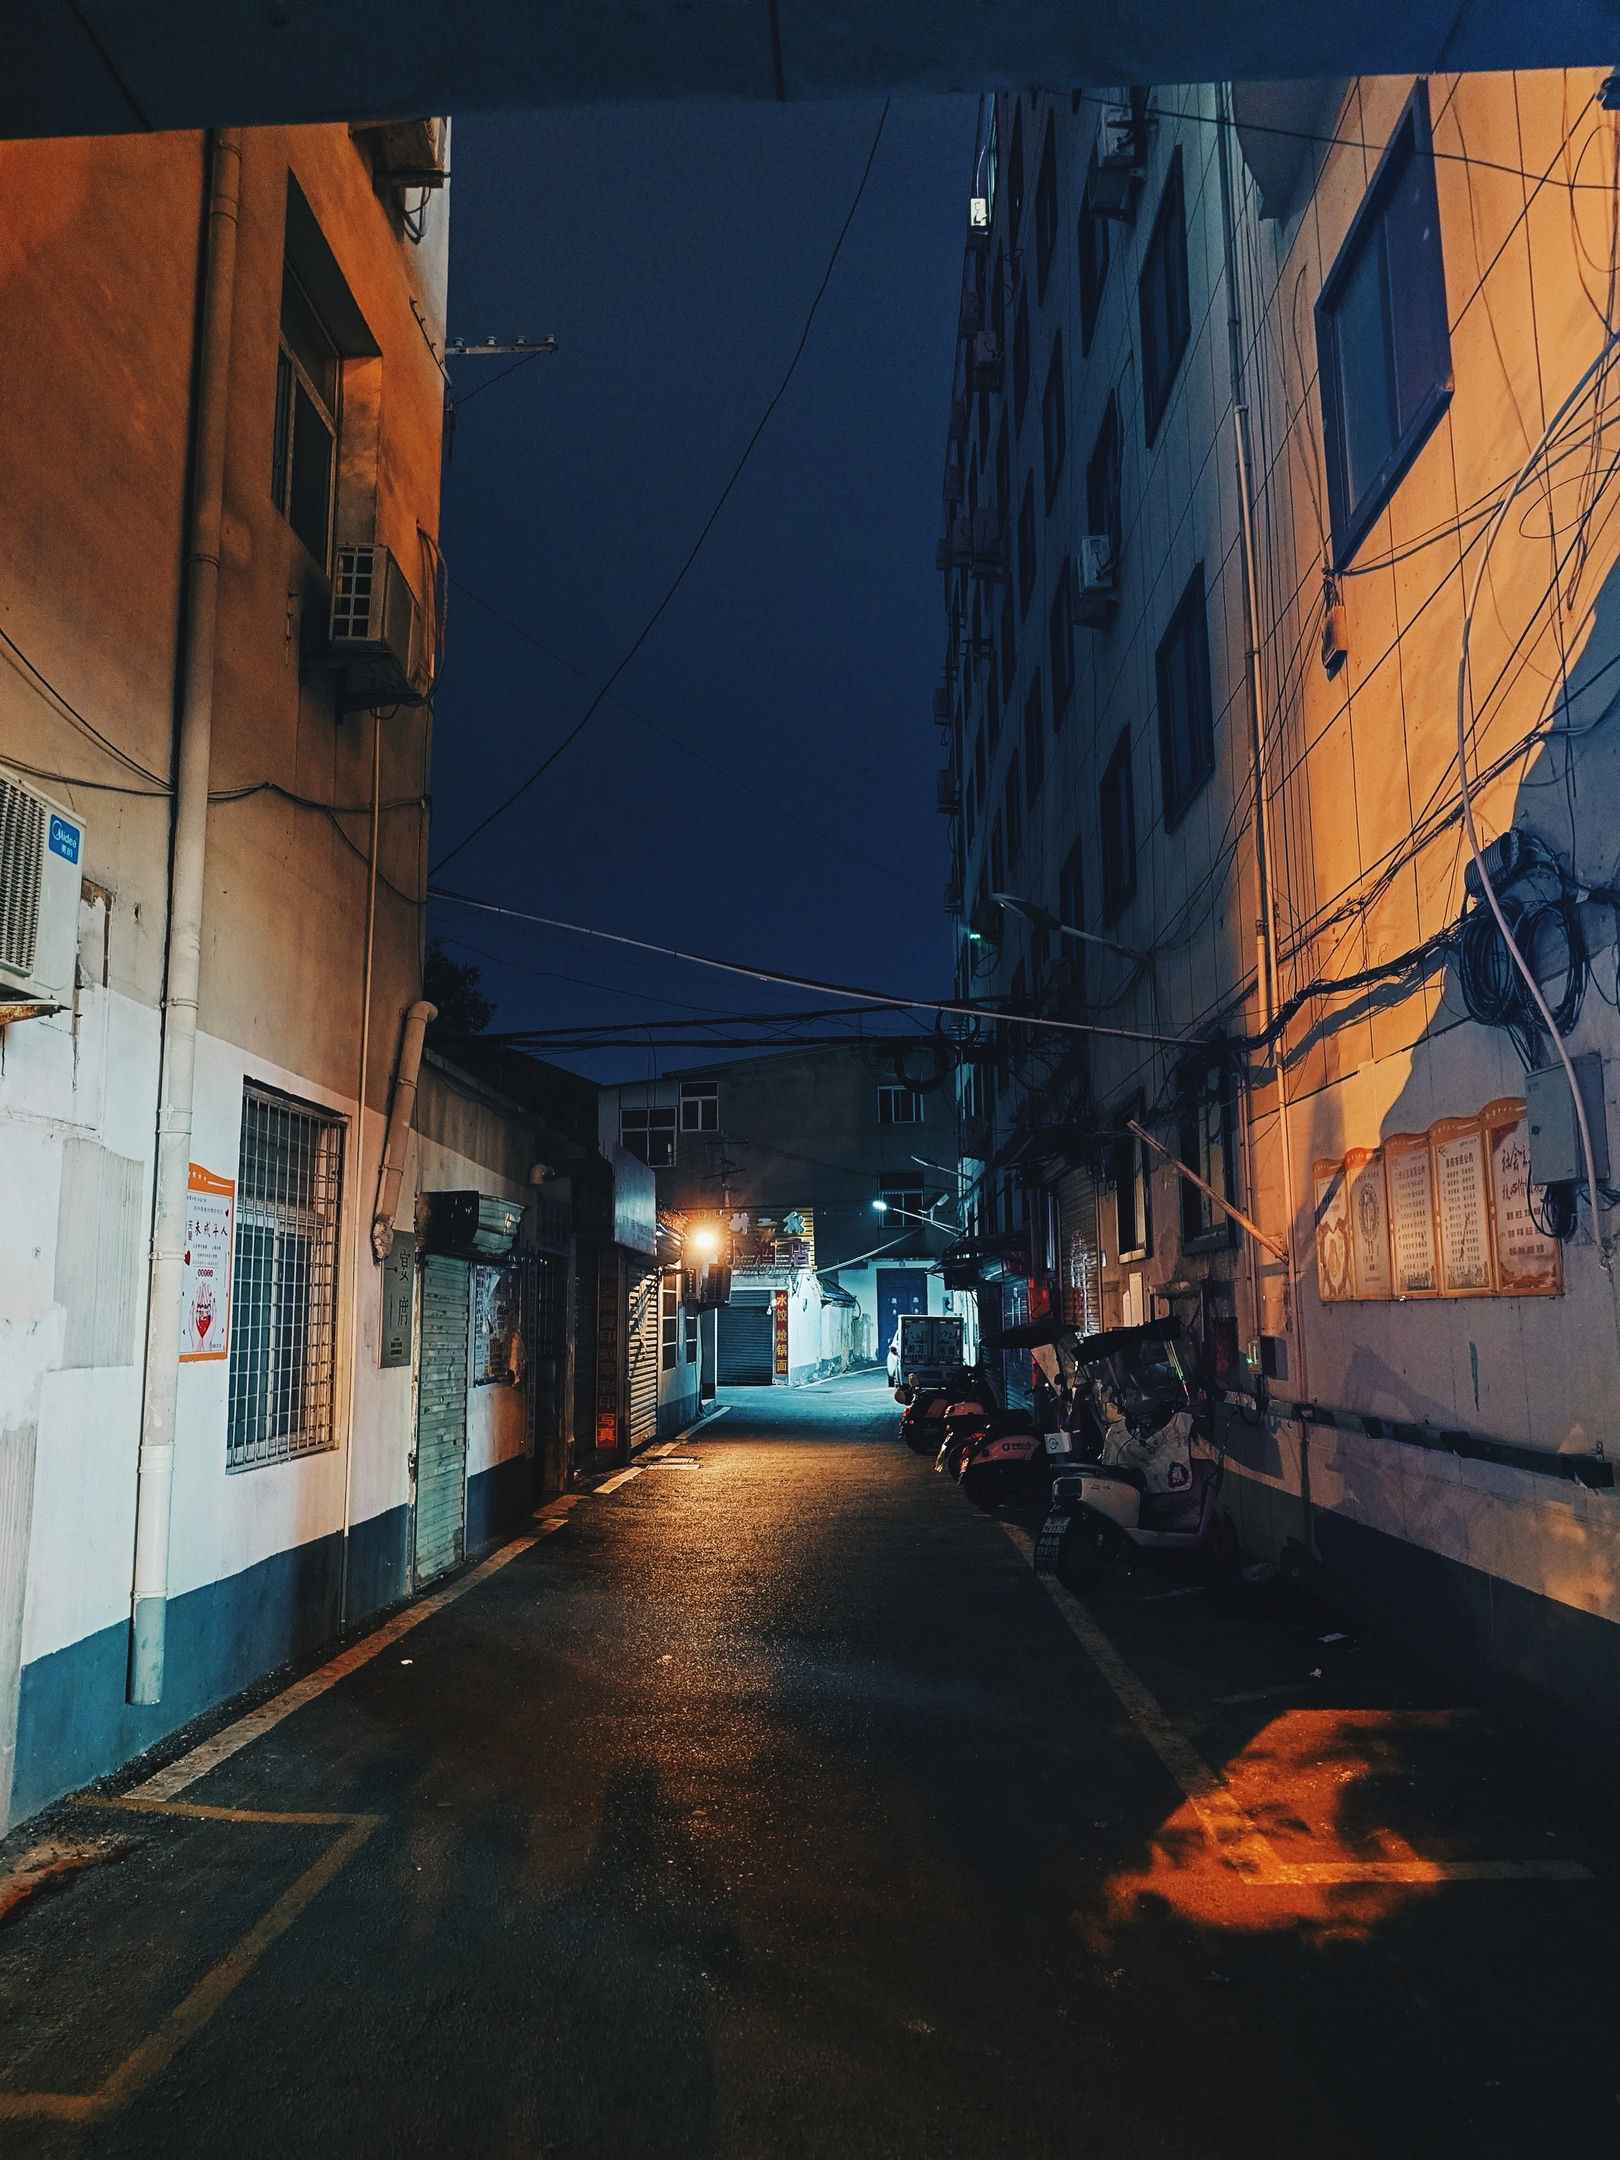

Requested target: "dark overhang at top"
[{"left": 9, "top": 0, "right": 1619, "bottom": 140}]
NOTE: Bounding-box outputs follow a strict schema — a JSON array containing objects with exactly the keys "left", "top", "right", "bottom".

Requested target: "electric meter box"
[
  {"left": 1525, "top": 1054, "right": 1609, "bottom": 1186},
  {"left": 0, "top": 767, "right": 86, "bottom": 1004}
]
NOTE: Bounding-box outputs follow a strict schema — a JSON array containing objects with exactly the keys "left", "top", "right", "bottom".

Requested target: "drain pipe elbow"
[{"left": 372, "top": 1000, "right": 436, "bottom": 1261}]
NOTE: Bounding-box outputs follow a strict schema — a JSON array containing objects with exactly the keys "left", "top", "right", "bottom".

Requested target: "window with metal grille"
[
  {"left": 227, "top": 1083, "right": 344, "bottom": 1470},
  {"left": 0, "top": 774, "right": 46, "bottom": 979},
  {"left": 1138, "top": 149, "right": 1189, "bottom": 446}
]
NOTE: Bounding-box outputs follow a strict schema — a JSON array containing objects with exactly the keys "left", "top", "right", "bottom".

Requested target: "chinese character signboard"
[
  {"left": 180, "top": 1162, "right": 234, "bottom": 1361},
  {"left": 773, "top": 1288, "right": 789, "bottom": 1376}
]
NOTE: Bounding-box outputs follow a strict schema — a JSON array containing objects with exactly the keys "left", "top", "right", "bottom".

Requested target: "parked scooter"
[
  {"left": 896, "top": 1366, "right": 998, "bottom": 1457},
  {"left": 987, "top": 1316, "right": 1234, "bottom": 1593}
]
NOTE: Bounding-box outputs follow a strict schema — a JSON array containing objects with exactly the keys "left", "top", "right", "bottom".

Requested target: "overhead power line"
[
  {"left": 428, "top": 886, "right": 1189, "bottom": 1044},
  {"left": 431, "top": 97, "right": 893, "bottom": 876}
]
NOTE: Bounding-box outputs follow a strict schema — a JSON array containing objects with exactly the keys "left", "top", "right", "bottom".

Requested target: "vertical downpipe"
[
  {"left": 339, "top": 707, "right": 383, "bottom": 1632},
  {"left": 129, "top": 128, "right": 242, "bottom": 1705},
  {"left": 1215, "top": 87, "right": 1311, "bottom": 1527}
]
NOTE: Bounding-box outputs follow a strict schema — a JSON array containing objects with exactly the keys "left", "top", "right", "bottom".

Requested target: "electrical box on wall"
[
  {"left": 0, "top": 767, "right": 85, "bottom": 1006},
  {"left": 1526, "top": 1054, "right": 1609, "bottom": 1186}
]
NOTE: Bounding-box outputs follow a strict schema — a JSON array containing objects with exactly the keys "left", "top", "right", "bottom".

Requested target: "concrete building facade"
[{"left": 940, "top": 72, "right": 1620, "bottom": 1737}]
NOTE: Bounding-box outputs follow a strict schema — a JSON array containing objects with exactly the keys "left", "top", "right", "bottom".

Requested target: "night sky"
[{"left": 428, "top": 96, "right": 974, "bottom": 1082}]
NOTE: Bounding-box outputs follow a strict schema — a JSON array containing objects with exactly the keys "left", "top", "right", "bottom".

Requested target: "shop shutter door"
[
  {"left": 415, "top": 1255, "right": 469, "bottom": 1585},
  {"left": 626, "top": 1266, "right": 660, "bottom": 1449},
  {"left": 716, "top": 1291, "right": 774, "bottom": 1384}
]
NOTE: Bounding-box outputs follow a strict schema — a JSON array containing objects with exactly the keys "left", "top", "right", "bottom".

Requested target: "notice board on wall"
[{"left": 1313, "top": 1098, "right": 1562, "bottom": 1303}]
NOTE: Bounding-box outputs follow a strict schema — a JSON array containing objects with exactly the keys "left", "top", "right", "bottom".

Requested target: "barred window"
[{"left": 227, "top": 1083, "right": 344, "bottom": 1471}]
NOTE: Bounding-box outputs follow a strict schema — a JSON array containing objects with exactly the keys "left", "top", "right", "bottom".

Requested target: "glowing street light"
[{"left": 991, "top": 890, "right": 1148, "bottom": 962}]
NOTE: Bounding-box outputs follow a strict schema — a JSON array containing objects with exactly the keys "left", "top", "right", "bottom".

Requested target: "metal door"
[
  {"left": 716, "top": 1290, "right": 774, "bottom": 1384},
  {"left": 414, "top": 1255, "right": 469, "bottom": 1585},
  {"left": 878, "top": 1269, "right": 929, "bottom": 1370}
]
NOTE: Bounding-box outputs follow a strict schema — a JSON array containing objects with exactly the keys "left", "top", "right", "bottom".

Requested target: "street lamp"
[
  {"left": 871, "top": 1198, "right": 957, "bottom": 1231},
  {"left": 991, "top": 890, "right": 1148, "bottom": 962}
]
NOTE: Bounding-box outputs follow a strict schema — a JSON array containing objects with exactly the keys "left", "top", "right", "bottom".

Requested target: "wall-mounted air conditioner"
[
  {"left": 329, "top": 544, "right": 420, "bottom": 708},
  {"left": 936, "top": 769, "right": 961, "bottom": 815},
  {"left": 0, "top": 768, "right": 85, "bottom": 1010},
  {"left": 1074, "top": 536, "right": 1116, "bottom": 627}
]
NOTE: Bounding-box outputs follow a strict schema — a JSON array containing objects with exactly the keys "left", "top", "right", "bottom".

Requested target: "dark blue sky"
[{"left": 429, "top": 96, "right": 973, "bottom": 1081}]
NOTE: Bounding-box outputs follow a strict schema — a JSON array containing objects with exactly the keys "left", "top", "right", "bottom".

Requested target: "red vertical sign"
[{"left": 773, "top": 1288, "right": 789, "bottom": 1377}]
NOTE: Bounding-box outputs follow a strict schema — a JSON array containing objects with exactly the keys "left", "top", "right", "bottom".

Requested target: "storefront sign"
[
  {"left": 180, "top": 1162, "right": 234, "bottom": 1361},
  {"left": 773, "top": 1288, "right": 789, "bottom": 1376}
]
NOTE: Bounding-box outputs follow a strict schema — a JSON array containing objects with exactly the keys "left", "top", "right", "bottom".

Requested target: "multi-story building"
[
  {"left": 0, "top": 120, "right": 570, "bottom": 1831},
  {"left": 601, "top": 1041, "right": 970, "bottom": 1389},
  {"left": 939, "top": 73, "right": 1620, "bottom": 1735}
]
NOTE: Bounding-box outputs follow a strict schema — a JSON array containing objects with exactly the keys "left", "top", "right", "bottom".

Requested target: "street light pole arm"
[{"left": 1125, "top": 1119, "right": 1288, "bottom": 1262}]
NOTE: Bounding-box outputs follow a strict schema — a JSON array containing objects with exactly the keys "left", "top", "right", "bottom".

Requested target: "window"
[
  {"left": 990, "top": 811, "right": 1005, "bottom": 896},
  {"left": 881, "top": 1184, "right": 925, "bottom": 1222},
  {"left": 662, "top": 1285, "right": 680, "bottom": 1372},
  {"left": 1008, "top": 102, "right": 1025, "bottom": 241},
  {"left": 1155, "top": 565, "right": 1215, "bottom": 830},
  {"left": 1316, "top": 82, "right": 1451, "bottom": 564},
  {"left": 995, "top": 413, "right": 1010, "bottom": 518},
  {"left": 1035, "top": 113, "right": 1059, "bottom": 300},
  {"left": 1048, "top": 570, "right": 1074, "bottom": 724},
  {"left": 1078, "top": 151, "right": 1111, "bottom": 354},
  {"left": 1023, "top": 673, "right": 1044, "bottom": 804},
  {"left": 878, "top": 1085, "right": 923, "bottom": 1125},
  {"left": 621, "top": 1104, "right": 675, "bottom": 1167},
  {"left": 1000, "top": 580, "right": 1017, "bottom": 697},
  {"left": 475, "top": 1263, "right": 523, "bottom": 1386},
  {"left": 1138, "top": 148, "right": 1190, "bottom": 446},
  {"left": 1100, "top": 728, "right": 1135, "bottom": 921},
  {"left": 1180, "top": 1076, "right": 1235, "bottom": 1249},
  {"left": 986, "top": 665, "right": 1000, "bottom": 751},
  {"left": 1017, "top": 471, "right": 1037, "bottom": 619},
  {"left": 1012, "top": 286, "right": 1031, "bottom": 429},
  {"left": 684, "top": 1307, "right": 698, "bottom": 1363},
  {"left": 679, "top": 1080, "right": 718, "bottom": 1132},
  {"left": 974, "top": 722, "right": 987, "bottom": 816},
  {"left": 1086, "top": 393, "right": 1123, "bottom": 567},
  {"left": 1041, "top": 332, "right": 1066, "bottom": 511},
  {"left": 227, "top": 1083, "right": 343, "bottom": 1470},
  {"left": 272, "top": 266, "right": 340, "bottom": 567},
  {"left": 1003, "top": 751, "right": 1023, "bottom": 866},
  {"left": 1110, "top": 1112, "right": 1153, "bottom": 1261}
]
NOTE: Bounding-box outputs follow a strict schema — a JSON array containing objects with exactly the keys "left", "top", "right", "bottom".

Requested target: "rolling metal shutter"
[
  {"left": 626, "top": 1265, "right": 660, "bottom": 1450},
  {"left": 716, "top": 1290, "right": 774, "bottom": 1384},
  {"left": 415, "top": 1255, "right": 469, "bottom": 1585}
]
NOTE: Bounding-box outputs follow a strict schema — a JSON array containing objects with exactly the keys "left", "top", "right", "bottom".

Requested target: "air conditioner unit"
[
  {"left": 932, "top": 688, "right": 952, "bottom": 723},
  {"left": 942, "top": 458, "right": 964, "bottom": 505},
  {"left": 0, "top": 768, "right": 85, "bottom": 1009},
  {"left": 329, "top": 544, "right": 420, "bottom": 707},
  {"left": 1074, "top": 536, "right": 1116, "bottom": 627},
  {"left": 947, "top": 397, "right": 969, "bottom": 445},
  {"left": 943, "top": 877, "right": 964, "bottom": 915},
  {"left": 970, "top": 505, "right": 1006, "bottom": 582},
  {"left": 967, "top": 197, "right": 991, "bottom": 247},
  {"left": 351, "top": 117, "right": 449, "bottom": 191},
  {"left": 936, "top": 769, "right": 961, "bottom": 815},
  {"left": 969, "top": 329, "right": 1003, "bottom": 392}
]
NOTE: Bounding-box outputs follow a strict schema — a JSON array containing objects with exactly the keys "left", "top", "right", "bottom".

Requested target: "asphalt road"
[{"left": 2, "top": 1370, "right": 1616, "bottom": 2157}]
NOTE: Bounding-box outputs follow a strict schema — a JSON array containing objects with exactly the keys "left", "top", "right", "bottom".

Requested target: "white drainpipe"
[
  {"left": 128, "top": 129, "right": 242, "bottom": 1706},
  {"left": 371, "top": 1000, "right": 436, "bottom": 1261}
]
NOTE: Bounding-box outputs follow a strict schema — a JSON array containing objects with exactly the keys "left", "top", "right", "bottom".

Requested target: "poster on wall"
[
  {"left": 1385, "top": 1132, "right": 1439, "bottom": 1295},
  {"left": 180, "top": 1162, "right": 234, "bottom": 1361},
  {"left": 1312, "top": 1159, "right": 1354, "bottom": 1302},
  {"left": 1431, "top": 1117, "right": 1495, "bottom": 1297},
  {"left": 1346, "top": 1147, "right": 1394, "bottom": 1299},
  {"left": 1482, "top": 1098, "right": 1562, "bottom": 1296}
]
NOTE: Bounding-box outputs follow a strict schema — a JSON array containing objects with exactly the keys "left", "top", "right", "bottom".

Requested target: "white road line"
[
  {"left": 592, "top": 1466, "right": 642, "bottom": 1493},
  {"left": 1002, "top": 1522, "right": 1592, "bottom": 1887},
  {"left": 127, "top": 1517, "right": 563, "bottom": 1803}
]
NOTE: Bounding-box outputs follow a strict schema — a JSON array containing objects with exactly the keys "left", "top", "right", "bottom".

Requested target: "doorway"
[{"left": 878, "top": 1269, "right": 929, "bottom": 1373}]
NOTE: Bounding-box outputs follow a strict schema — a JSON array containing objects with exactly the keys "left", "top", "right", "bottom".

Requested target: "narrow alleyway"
[{"left": 2, "top": 1372, "right": 1615, "bottom": 2158}]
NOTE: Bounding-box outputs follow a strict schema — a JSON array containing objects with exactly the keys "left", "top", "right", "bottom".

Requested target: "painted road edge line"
[
  {"left": 1001, "top": 1521, "right": 1593, "bottom": 1887},
  {"left": 125, "top": 1519, "right": 561, "bottom": 1803}
]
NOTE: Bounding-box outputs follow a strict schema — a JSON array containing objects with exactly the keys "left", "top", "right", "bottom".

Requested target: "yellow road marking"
[
  {"left": 593, "top": 1466, "right": 642, "bottom": 1493},
  {"left": 0, "top": 1802, "right": 378, "bottom": 2122},
  {"left": 1003, "top": 1523, "right": 1592, "bottom": 1888}
]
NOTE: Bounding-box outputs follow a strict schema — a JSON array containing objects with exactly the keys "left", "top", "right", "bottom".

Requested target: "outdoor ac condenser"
[
  {"left": 329, "top": 544, "right": 419, "bottom": 707},
  {"left": 0, "top": 767, "right": 85, "bottom": 1007},
  {"left": 1074, "top": 536, "right": 1116, "bottom": 628}
]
